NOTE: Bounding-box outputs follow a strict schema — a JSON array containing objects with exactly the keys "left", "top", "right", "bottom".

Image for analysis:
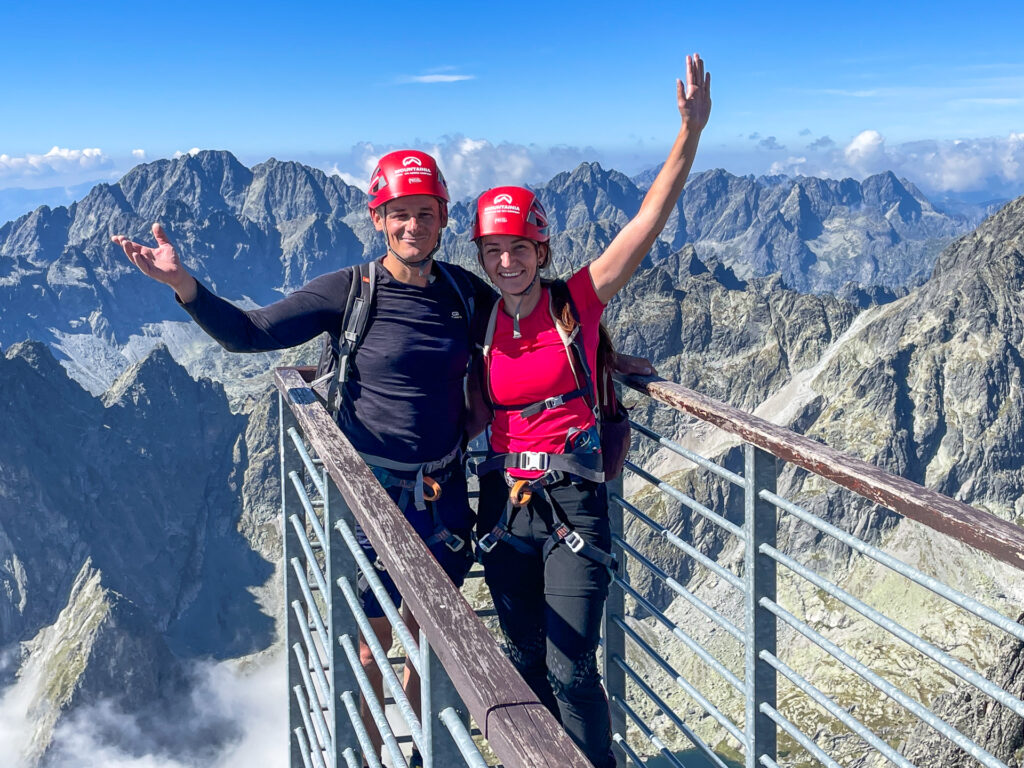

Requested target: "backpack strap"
[
  {"left": 547, "top": 279, "right": 600, "bottom": 422},
  {"left": 311, "top": 261, "right": 376, "bottom": 414},
  {"left": 480, "top": 299, "right": 502, "bottom": 408}
]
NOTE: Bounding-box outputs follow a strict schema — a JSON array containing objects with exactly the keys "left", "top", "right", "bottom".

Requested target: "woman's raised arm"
[{"left": 589, "top": 53, "right": 711, "bottom": 304}]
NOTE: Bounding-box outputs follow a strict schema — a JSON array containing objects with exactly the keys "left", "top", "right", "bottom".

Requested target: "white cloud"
[
  {"left": 404, "top": 74, "right": 475, "bottom": 83},
  {"left": 320, "top": 136, "right": 597, "bottom": 200},
  {"left": 172, "top": 148, "right": 202, "bottom": 159},
  {"left": 0, "top": 655, "right": 286, "bottom": 768},
  {"left": 132, "top": 149, "right": 146, "bottom": 160},
  {"left": 0, "top": 146, "right": 114, "bottom": 182},
  {"left": 768, "top": 131, "right": 1024, "bottom": 196}
]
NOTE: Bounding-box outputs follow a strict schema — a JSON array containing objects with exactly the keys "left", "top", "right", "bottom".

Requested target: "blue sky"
[{"left": 2, "top": 1, "right": 1023, "bottom": 202}]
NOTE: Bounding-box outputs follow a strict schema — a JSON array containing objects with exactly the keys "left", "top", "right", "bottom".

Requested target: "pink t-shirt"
[{"left": 488, "top": 267, "right": 605, "bottom": 476}]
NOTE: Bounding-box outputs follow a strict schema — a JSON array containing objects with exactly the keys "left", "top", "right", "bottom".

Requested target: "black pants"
[{"left": 477, "top": 472, "right": 616, "bottom": 768}]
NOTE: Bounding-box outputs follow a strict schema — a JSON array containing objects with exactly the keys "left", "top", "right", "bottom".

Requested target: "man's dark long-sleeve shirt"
[{"left": 180, "top": 259, "right": 494, "bottom": 464}]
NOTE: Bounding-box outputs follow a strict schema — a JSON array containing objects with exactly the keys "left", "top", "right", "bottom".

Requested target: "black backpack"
[{"left": 311, "top": 260, "right": 477, "bottom": 415}]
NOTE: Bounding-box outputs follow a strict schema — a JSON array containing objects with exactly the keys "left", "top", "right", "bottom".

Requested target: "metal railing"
[
  {"left": 276, "top": 365, "right": 1024, "bottom": 768},
  {"left": 602, "top": 375, "right": 1024, "bottom": 768},
  {"left": 276, "top": 366, "right": 591, "bottom": 768}
]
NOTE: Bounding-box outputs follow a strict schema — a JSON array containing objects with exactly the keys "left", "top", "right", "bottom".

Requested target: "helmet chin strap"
[
  {"left": 509, "top": 271, "right": 540, "bottom": 339},
  {"left": 382, "top": 203, "right": 442, "bottom": 280}
]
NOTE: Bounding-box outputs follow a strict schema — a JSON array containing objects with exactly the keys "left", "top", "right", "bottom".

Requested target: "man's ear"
[{"left": 369, "top": 206, "right": 385, "bottom": 232}]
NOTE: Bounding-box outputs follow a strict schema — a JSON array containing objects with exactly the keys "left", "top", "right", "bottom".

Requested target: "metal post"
[
  {"left": 281, "top": 392, "right": 308, "bottom": 768},
  {"left": 603, "top": 474, "right": 628, "bottom": 744},
  {"left": 420, "top": 630, "right": 467, "bottom": 768},
  {"left": 744, "top": 444, "right": 777, "bottom": 768},
  {"left": 325, "top": 466, "right": 360, "bottom": 765}
]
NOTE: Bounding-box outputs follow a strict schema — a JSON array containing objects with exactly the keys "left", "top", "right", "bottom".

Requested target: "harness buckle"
[
  {"left": 518, "top": 452, "right": 550, "bottom": 472},
  {"left": 477, "top": 532, "right": 499, "bottom": 553},
  {"left": 563, "top": 529, "right": 585, "bottom": 554},
  {"left": 444, "top": 533, "right": 465, "bottom": 552},
  {"left": 543, "top": 394, "right": 565, "bottom": 409}
]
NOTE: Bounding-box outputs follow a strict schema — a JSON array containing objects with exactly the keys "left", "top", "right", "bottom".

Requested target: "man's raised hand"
[{"left": 111, "top": 223, "right": 197, "bottom": 302}]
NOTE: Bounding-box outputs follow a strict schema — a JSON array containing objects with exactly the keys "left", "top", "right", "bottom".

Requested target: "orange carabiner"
[
  {"left": 422, "top": 475, "right": 442, "bottom": 502},
  {"left": 510, "top": 479, "right": 533, "bottom": 507}
]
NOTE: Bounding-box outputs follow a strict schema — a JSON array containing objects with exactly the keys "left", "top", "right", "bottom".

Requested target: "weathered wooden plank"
[
  {"left": 620, "top": 374, "right": 1024, "bottom": 573},
  {"left": 274, "top": 368, "right": 592, "bottom": 768}
]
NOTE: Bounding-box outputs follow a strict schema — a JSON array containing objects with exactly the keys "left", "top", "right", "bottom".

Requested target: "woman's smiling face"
[{"left": 479, "top": 234, "right": 542, "bottom": 295}]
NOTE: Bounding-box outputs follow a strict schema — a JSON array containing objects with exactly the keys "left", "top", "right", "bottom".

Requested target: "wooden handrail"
[
  {"left": 619, "top": 374, "right": 1024, "bottom": 573},
  {"left": 274, "top": 367, "right": 592, "bottom": 768}
]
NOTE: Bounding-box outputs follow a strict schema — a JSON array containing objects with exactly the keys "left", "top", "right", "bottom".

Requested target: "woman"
[{"left": 471, "top": 54, "right": 711, "bottom": 767}]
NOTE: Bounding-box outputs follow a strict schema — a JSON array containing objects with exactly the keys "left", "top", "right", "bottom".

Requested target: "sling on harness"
[
  {"left": 477, "top": 475, "right": 617, "bottom": 572},
  {"left": 363, "top": 443, "right": 466, "bottom": 552}
]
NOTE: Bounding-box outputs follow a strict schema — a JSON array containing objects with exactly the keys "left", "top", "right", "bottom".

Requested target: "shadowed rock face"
[
  {"left": 901, "top": 615, "right": 1024, "bottom": 768},
  {"left": 0, "top": 340, "right": 274, "bottom": 660}
]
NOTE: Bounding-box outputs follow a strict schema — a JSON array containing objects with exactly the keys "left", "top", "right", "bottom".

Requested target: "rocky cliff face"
[
  {"left": 620, "top": 193, "right": 1024, "bottom": 764},
  {"left": 0, "top": 339, "right": 276, "bottom": 764}
]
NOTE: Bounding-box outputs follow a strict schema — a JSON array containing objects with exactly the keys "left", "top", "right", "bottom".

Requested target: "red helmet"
[
  {"left": 367, "top": 149, "right": 450, "bottom": 224},
  {"left": 472, "top": 186, "right": 550, "bottom": 243}
]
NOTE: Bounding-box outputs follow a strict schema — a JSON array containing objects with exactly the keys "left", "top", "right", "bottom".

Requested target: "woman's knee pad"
[{"left": 547, "top": 650, "right": 601, "bottom": 698}]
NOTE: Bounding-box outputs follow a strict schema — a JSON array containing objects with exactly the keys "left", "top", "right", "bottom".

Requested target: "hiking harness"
[
  {"left": 364, "top": 442, "right": 467, "bottom": 553},
  {"left": 475, "top": 473, "right": 617, "bottom": 572},
  {"left": 474, "top": 280, "right": 616, "bottom": 572},
  {"left": 475, "top": 279, "right": 606, "bottom": 485},
  {"left": 310, "top": 258, "right": 478, "bottom": 555}
]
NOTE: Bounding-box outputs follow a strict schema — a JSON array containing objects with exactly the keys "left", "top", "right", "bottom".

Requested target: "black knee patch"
[
  {"left": 503, "top": 624, "right": 546, "bottom": 675},
  {"left": 547, "top": 650, "right": 600, "bottom": 697}
]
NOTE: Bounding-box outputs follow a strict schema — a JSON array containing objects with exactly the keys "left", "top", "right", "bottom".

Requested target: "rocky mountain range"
[
  {"left": 1, "top": 151, "right": 1021, "bottom": 765},
  {"left": 0, "top": 151, "right": 975, "bottom": 400}
]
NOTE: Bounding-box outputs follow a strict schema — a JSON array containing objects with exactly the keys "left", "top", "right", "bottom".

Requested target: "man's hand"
[{"left": 111, "top": 223, "right": 198, "bottom": 302}]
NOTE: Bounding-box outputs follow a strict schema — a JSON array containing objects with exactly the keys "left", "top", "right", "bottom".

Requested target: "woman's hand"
[
  {"left": 111, "top": 223, "right": 198, "bottom": 302},
  {"left": 678, "top": 53, "right": 711, "bottom": 135}
]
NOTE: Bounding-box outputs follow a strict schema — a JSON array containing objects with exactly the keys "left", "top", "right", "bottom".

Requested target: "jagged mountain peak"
[
  {"left": 117, "top": 149, "right": 253, "bottom": 221},
  {"left": 929, "top": 193, "right": 1024, "bottom": 282},
  {"left": 101, "top": 343, "right": 227, "bottom": 411},
  {"left": 5, "top": 339, "right": 75, "bottom": 384}
]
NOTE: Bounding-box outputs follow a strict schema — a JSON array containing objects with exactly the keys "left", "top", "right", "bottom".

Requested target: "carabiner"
[
  {"left": 422, "top": 475, "right": 442, "bottom": 502},
  {"left": 510, "top": 479, "right": 533, "bottom": 507}
]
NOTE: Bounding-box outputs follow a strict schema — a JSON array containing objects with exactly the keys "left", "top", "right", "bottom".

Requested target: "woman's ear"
[{"left": 538, "top": 243, "right": 551, "bottom": 269}]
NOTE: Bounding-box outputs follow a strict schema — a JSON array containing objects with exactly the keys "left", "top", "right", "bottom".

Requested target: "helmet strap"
[
  {"left": 509, "top": 272, "right": 540, "bottom": 339},
  {"left": 381, "top": 202, "right": 443, "bottom": 278}
]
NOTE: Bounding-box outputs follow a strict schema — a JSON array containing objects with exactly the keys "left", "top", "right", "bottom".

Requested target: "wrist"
[{"left": 172, "top": 274, "right": 198, "bottom": 303}]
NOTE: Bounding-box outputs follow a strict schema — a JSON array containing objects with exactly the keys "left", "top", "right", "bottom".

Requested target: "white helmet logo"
[
  {"left": 402, "top": 156, "right": 423, "bottom": 167},
  {"left": 493, "top": 193, "right": 514, "bottom": 204}
]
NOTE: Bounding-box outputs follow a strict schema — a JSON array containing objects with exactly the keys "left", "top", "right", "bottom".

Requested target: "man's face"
[{"left": 371, "top": 195, "right": 443, "bottom": 261}]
